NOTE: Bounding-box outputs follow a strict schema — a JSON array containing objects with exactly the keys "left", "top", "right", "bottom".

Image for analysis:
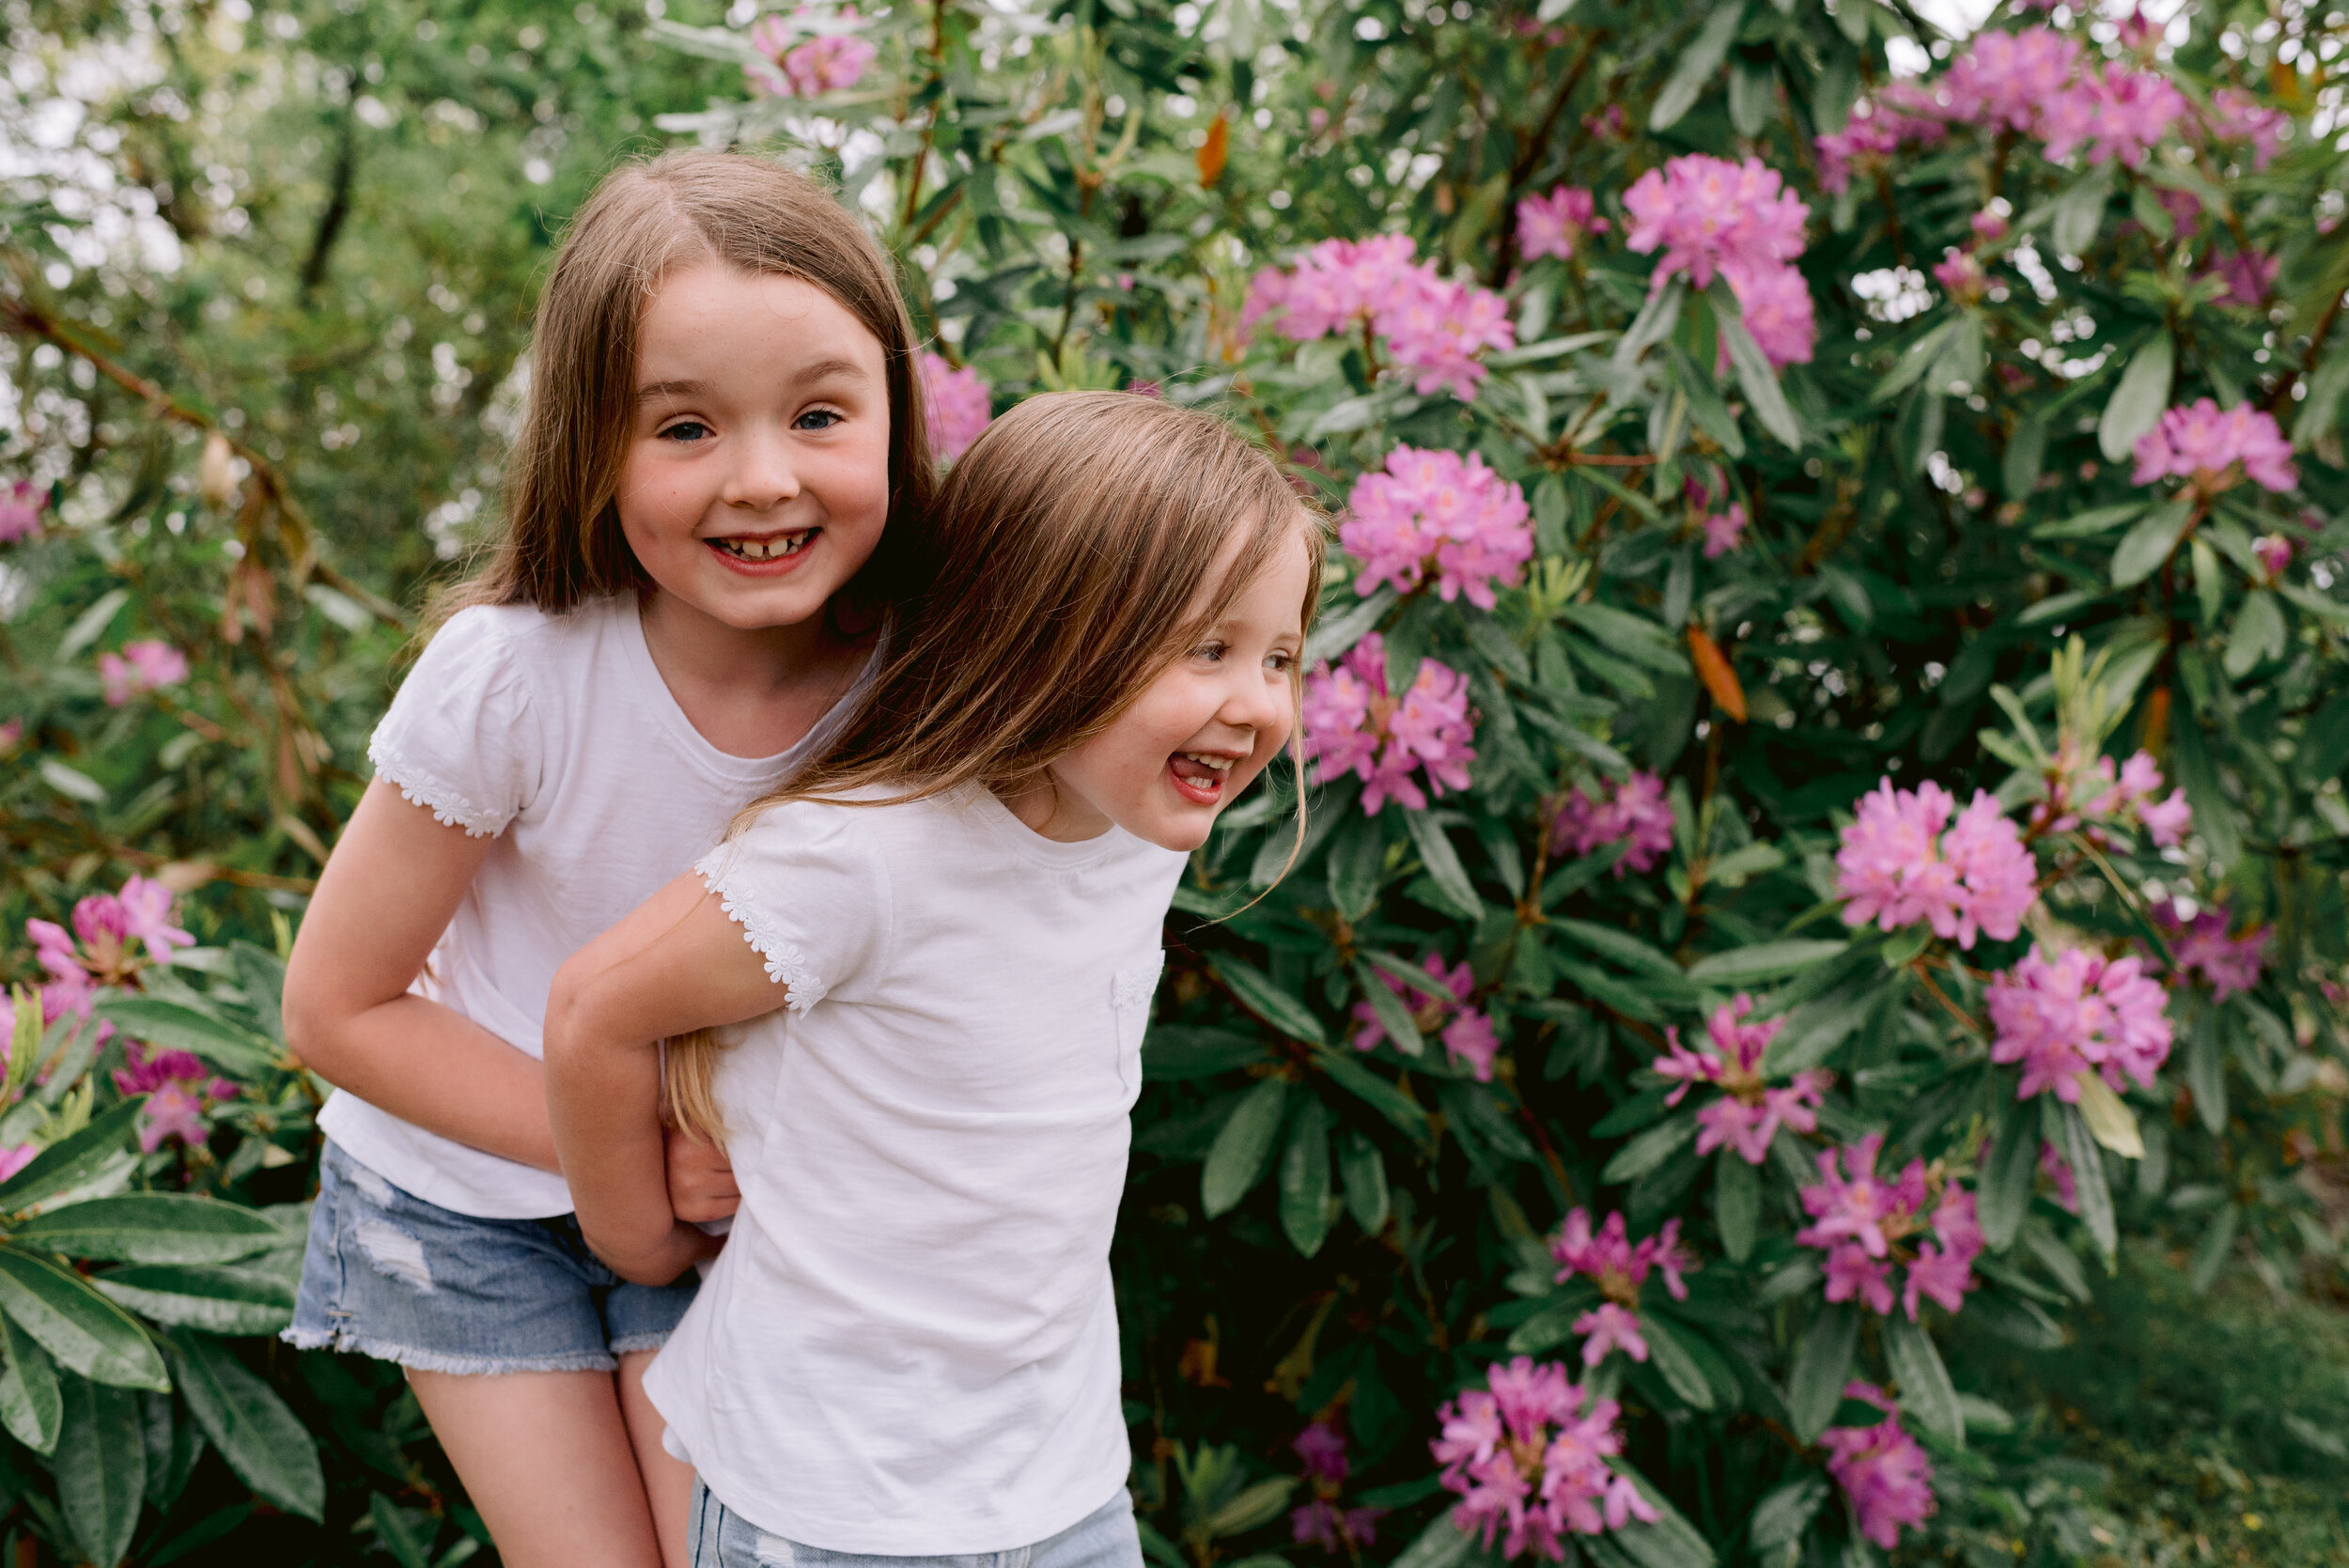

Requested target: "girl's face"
[
  {"left": 1021, "top": 524, "right": 1313, "bottom": 850},
  {"left": 616, "top": 264, "right": 893, "bottom": 632}
]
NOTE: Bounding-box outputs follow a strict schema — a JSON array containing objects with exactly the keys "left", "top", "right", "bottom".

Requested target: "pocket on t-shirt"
[{"left": 1111, "top": 954, "right": 1165, "bottom": 1092}]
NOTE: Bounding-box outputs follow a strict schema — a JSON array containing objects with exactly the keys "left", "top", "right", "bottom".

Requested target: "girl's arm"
[
  {"left": 283, "top": 781, "right": 561, "bottom": 1171},
  {"left": 543, "top": 872, "right": 782, "bottom": 1284}
]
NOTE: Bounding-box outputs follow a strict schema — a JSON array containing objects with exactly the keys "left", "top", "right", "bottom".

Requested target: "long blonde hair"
[
  {"left": 437, "top": 148, "right": 936, "bottom": 621},
  {"left": 663, "top": 392, "right": 1326, "bottom": 1147}
]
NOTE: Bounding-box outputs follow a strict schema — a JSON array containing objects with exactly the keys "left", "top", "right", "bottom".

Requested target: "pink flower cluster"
[
  {"left": 1822, "top": 1384, "right": 1938, "bottom": 1550},
  {"left": 1933, "top": 246, "right": 1989, "bottom": 304},
  {"left": 1341, "top": 446, "right": 1533, "bottom": 609},
  {"left": 1432, "top": 1358, "right": 1657, "bottom": 1560},
  {"left": 747, "top": 8, "right": 877, "bottom": 98},
  {"left": 917, "top": 352, "right": 991, "bottom": 462},
  {"left": 1517, "top": 186, "right": 1608, "bottom": 263},
  {"left": 2150, "top": 900, "right": 2270, "bottom": 1001},
  {"left": 1987, "top": 944, "right": 2172, "bottom": 1102},
  {"left": 1797, "top": 1134, "right": 1983, "bottom": 1320},
  {"left": 2207, "top": 88, "right": 2289, "bottom": 168},
  {"left": 2031, "top": 746, "right": 2191, "bottom": 848},
  {"left": 114, "top": 1042, "right": 238, "bottom": 1152},
  {"left": 1290, "top": 1422, "right": 1386, "bottom": 1553},
  {"left": 27, "top": 877, "right": 194, "bottom": 1024},
  {"left": 1702, "top": 503, "right": 1748, "bottom": 559},
  {"left": 1551, "top": 1208, "right": 1693, "bottom": 1308},
  {"left": 2131, "top": 399, "right": 2297, "bottom": 495},
  {"left": 0, "top": 479, "right": 44, "bottom": 544},
  {"left": 1836, "top": 779, "right": 2037, "bottom": 950},
  {"left": 1303, "top": 635, "right": 1477, "bottom": 815},
  {"left": 1655, "top": 995, "right": 1830, "bottom": 1164},
  {"left": 1814, "top": 101, "right": 1948, "bottom": 195},
  {"left": 1622, "top": 154, "right": 1815, "bottom": 368},
  {"left": 99, "top": 641, "right": 189, "bottom": 707},
  {"left": 2040, "top": 64, "right": 2188, "bottom": 167},
  {"left": 1245, "top": 235, "right": 1517, "bottom": 400},
  {"left": 2204, "top": 250, "right": 2279, "bottom": 309},
  {"left": 1551, "top": 770, "right": 1675, "bottom": 877},
  {"left": 1352, "top": 953, "right": 1500, "bottom": 1080}
]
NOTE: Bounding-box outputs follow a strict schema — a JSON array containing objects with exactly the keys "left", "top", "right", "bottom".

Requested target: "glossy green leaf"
[
  {"left": 0, "top": 1245, "right": 168, "bottom": 1390},
  {"left": 1601, "top": 1113, "right": 1696, "bottom": 1184},
  {"left": 1749, "top": 1476, "right": 1828, "bottom": 1550},
  {"left": 0, "top": 1097, "right": 147, "bottom": 1215},
  {"left": 1650, "top": 2, "right": 1745, "bottom": 130},
  {"left": 1277, "top": 1097, "right": 1334, "bottom": 1257},
  {"left": 1405, "top": 810, "right": 1482, "bottom": 921},
  {"left": 2059, "top": 1102, "right": 2118, "bottom": 1269},
  {"left": 1978, "top": 1093, "right": 2040, "bottom": 1252},
  {"left": 1685, "top": 939, "right": 1845, "bottom": 986},
  {"left": 1312, "top": 1050, "right": 1429, "bottom": 1138},
  {"left": 1338, "top": 1128, "right": 1390, "bottom": 1234},
  {"left": 1713, "top": 1149, "right": 1759, "bottom": 1264},
  {"left": 2098, "top": 333, "right": 2174, "bottom": 461},
  {"left": 1201, "top": 1079, "right": 1288, "bottom": 1219},
  {"left": 1352, "top": 961, "right": 1426, "bottom": 1058},
  {"left": 93, "top": 1264, "right": 296, "bottom": 1336},
  {"left": 11, "top": 1195, "right": 286, "bottom": 1266},
  {"left": 56, "top": 1374, "right": 146, "bottom": 1568},
  {"left": 1787, "top": 1304, "right": 1859, "bottom": 1441},
  {"left": 1882, "top": 1313, "right": 1962, "bottom": 1446},
  {"left": 87, "top": 995, "right": 278, "bottom": 1079},
  {"left": 1210, "top": 958, "right": 1325, "bottom": 1047},
  {"left": 2111, "top": 496, "right": 2197, "bottom": 587},
  {"left": 1639, "top": 1311, "right": 1716, "bottom": 1410},
  {"left": 0, "top": 1311, "right": 60, "bottom": 1454},
  {"left": 167, "top": 1330, "right": 325, "bottom": 1521}
]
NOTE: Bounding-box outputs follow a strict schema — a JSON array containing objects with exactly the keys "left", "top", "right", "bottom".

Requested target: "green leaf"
[
  {"left": 1610, "top": 1465, "right": 1719, "bottom": 1568},
  {"left": 2059, "top": 1103, "right": 2117, "bottom": 1269},
  {"left": 1201, "top": 1079, "right": 1289, "bottom": 1219},
  {"left": 1978, "top": 1094, "right": 2040, "bottom": 1252},
  {"left": 1327, "top": 816, "right": 1387, "bottom": 923},
  {"left": 369, "top": 1492, "right": 432, "bottom": 1568},
  {"left": 2030, "top": 502, "right": 2145, "bottom": 540},
  {"left": 1385, "top": 1513, "right": 1477, "bottom": 1568},
  {"left": 55, "top": 1374, "right": 146, "bottom": 1568},
  {"left": 1601, "top": 1113, "right": 1696, "bottom": 1184},
  {"left": 1142, "top": 1027, "right": 1268, "bottom": 1081},
  {"left": 2098, "top": 333, "right": 2174, "bottom": 462},
  {"left": 1211, "top": 958, "right": 1326, "bottom": 1047},
  {"left": 1304, "top": 586, "right": 1394, "bottom": 667},
  {"left": 92, "top": 1264, "right": 296, "bottom": 1336},
  {"left": 1685, "top": 939, "right": 1846, "bottom": 987},
  {"left": 1312, "top": 1050, "right": 1430, "bottom": 1139},
  {"left": 1639, "top": 1311, "right": 1716, "bottom": 1410},
  {"left": 1277, "top": 1098, "right": 1334, "bottom": 1257},
  {"left": 1712, "top": 281, "right": 1802, "bottom": 449},
  {"left": 1714, "top": 1149, "right": 1759, "bottom": 1264},
  {"left": 2003, "top": 415, "right": 2047, "bottom": 499},
  {"left": 166, "top": 1331, "right": 324, "bottom": 1521},
  {"left": 1871, "top": 318, "right": 1960, "bottom": 404},
  {"left": 2046, "top": 162, "right": 2115, "bottom": 256},
  {"left": 1749, "top": 1476, "right": 1828, "bottom": 1551},
  {"left": 2225, "top": 589, "right": 2286, "bottom": 677},
  {"left": 2187, "top": 1203, "right": 2240, "bottom": 1294},
  {"left": 1206, "top": 1477, "right": 1297, "bottom": 1536},
  {"left": 0, "top": 1097, "right": 147, "bottom": 1215},
  {"left": 1651, "top": 3, "right": 1747, "bottom": 130},
  {"left": 1787, "top": 1304, "right": 1859, "bottom": 1441},
  {"left": 1352, "top": 961, "right": 1425, "bottom": 1058},
  {"left": 2168, "top": 708, "right": 2241, "bottom": 873},
  {"left": 2110, "top": 496, "right": 2198, "bottom": 588},
  {"left": 0, "top": 1312, "right": 60, "bottom": 1454},
  {"left": 88, "top": 994, "right": 278, "bottom": 1079},
  {"left": 1338, "top": 1129, "right": 1390, "bottom": 1234},
  {"left": 1556, "top": 602, "right": 1688, "bottom": 674},
  {"left": 1882, "top": 1313, "right": 1962, "bottom": 1447},
  {"left": 0, "top": 1246, "right": 168, "bottom": 1391},
  {"left": 11, "top": 1195, "right": 286, "bottom": 1266},
  {"left": 1406, "top": 811, "right": 1483, "bottom": 921},
  {"left": 1541, "top": 841, "right": 1627, "bottom": 908},
  {"left": 2073, "top": 1073, "right": 2144, "bottom": 1159},
  {"left": 1551, "top": 920, "right": 1682, "bottom": 980}
]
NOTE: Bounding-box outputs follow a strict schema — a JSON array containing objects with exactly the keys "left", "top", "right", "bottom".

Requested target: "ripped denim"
[{"left": 284, "top": 1139, "right": 698, "bottom": 1375}]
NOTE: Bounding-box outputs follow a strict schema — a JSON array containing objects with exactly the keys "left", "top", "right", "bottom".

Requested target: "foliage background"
[{"left": 5, "top": 0, "right": 2349, "bottom": 1564}]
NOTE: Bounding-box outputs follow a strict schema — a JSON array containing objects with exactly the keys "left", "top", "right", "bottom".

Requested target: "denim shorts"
[
  {"left": 283, "top": 1140, "right": 698, "bottom": 1374},
  {"left": 687, "top": 1481, "right": 1143, "bottom": 1568}
]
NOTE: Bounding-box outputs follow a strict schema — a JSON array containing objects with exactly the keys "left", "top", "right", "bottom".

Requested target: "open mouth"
[
  {"left": 705, "top": 528, "right": 817, "bottom": 569},
  {"left": 1168, "top": 750, "right": 1240, "bottom": 806}
]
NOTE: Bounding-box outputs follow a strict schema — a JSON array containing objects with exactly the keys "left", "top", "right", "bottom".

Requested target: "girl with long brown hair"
[
  {"left": 541, "top": 392, "right": 1323, "bottom": 1568},
  {"left": 278, "top": 149, "right": 937, "bottom": 1568}
]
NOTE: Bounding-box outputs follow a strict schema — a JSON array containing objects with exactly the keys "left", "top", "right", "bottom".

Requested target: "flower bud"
[{"left": 199, "top": 431, "right": 236, "bottom": 508}]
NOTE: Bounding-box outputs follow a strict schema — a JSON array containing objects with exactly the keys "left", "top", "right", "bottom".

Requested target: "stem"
[{"left": 1486, "top": 30, "right": 1609, "bottom": 287}]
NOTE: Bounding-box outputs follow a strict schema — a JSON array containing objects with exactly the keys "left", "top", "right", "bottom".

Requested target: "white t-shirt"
[
  {"left": 643, "top": 784, "right": 1183, "bottom": 1554},
  {"left": 319, "top": 597, "right": 868, "bottom": 1219}
]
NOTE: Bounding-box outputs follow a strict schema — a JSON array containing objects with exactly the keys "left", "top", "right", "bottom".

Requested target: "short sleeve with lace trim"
[
  {"left": 366, "top": 606, "right": 543, "bottom": 838},
  {"left": 693, "top": 799, "right": 892, "bottom": 1012}
]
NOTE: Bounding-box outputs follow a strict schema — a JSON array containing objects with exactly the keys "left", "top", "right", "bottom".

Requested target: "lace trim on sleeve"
[
  {"left": 368, "top": 738, "right": 507, "bottom": 838},
  {"left": 694, "top": 849, "right": 827, "bottom": 1011}
]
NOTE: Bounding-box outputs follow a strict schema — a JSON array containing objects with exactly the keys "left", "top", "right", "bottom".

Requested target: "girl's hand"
[
  {"left": 586, "top": 1218, "right": 724, "bottom": 1288},
  {"left": 664, "top": 1126, "right": 739, "bottom": 1223}
]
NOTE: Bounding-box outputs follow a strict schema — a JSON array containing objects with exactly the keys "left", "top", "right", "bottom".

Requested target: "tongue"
[{"left": 1170, "top": 755, "right": 1221, "bottom": 784}]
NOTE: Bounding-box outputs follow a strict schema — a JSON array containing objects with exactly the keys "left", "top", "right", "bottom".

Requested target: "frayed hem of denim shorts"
[
  {"left": 279, "top": 1325, "right": 619, "bottom": 1375},
  {"left": 608, "top": 1331, "right": 673, "bottom": 1357}
]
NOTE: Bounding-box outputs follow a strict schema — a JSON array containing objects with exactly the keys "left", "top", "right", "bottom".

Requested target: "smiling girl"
[
  {"left": 279, "top": 152, "right": 935, "bottom": 1568},
  {"left": 542, "top": 393, "right": 1323, "bottom": 1567}
]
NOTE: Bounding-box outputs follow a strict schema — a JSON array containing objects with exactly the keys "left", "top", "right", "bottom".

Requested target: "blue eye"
[
  {"left": 660, "top": 421, "right": 712, "bottom": 443},
  {"left": 796, "top": 409, "right": 845, "bottom": 430},
  {"left": 1194, "top": 642, "right": 1228, "bottom": 662}
]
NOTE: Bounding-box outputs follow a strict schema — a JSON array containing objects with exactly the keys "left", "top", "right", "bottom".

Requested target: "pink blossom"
[
  {"left": 0, "top": 719, "right": 19, "bottom": 753},
  {"left": 2207, "top": 88, "right": 2289, "bottom": 168},
  {"left": 1971, "top": 209, "right": 2010, "bottom": 242},
  {"left": 1719, "top": 259, "right": 1817, "bottom": 369},
  {"left": 1551, "top": 770, "right": 1675, "bottom": 877},
  {"left": 98, "top": 641, "right": 189, "bottom": 706},
  {"left": 2048, "top": 67, "right": 2187, "bottom": 167},
  {"left": 1433, "top": 1358, "right": 1656, "bottom": 1560},
  {"left": 1654, "top": 995, "right": 1830, "bottom": 1164},
  {"left": 1573, "top": 1302, "right": 1647, "bottom": 1367},
  {"left": 1821, "top": 1385, "right": 1937, "bottom": 1549},
  {"left": 1797, "top": 1136, "right": 1982, "bottom": 1319},
  {"left": 1380, "top": 272, "right": 1519, "bottom": 400},
  {"left": 2150, "top": 901, "right": 2270, "bottom": 1001},
  {"left": 2133, "top": 398, "right": 2296, "bottom": 494},
  {"left": 1517, "top": 186, "right": 1608, "bottom": 263},
  {"left": 2205, "top": 251, "right": 2279, "bottom": 309},
  {"left": 1442, "top": 1010, "right": 1502, "bottom": 1082},
  {"left": 114, "top": 1042, "right": 237, "bottom": 1153},
  {"left": 1294, "top": 1421, "right": 1349, "bottom": 1483},
  {"left": 2254, "top": 532, "right": 2295, "bottom": 575},
  {"left": 1303, "top": 636, "right": 1476, "bottom": 815},
  {"left": 1940, "top": 29, "right": 2083, "bottom": 134},
  {"left": 1701, "top": 503, "right": 1748, "bottom": 559},
  {"left": 747, "top": 8, "right": 876, "bottom": 98},
  {"left": 1550, "top": 1209, "right": 1693, "bottom": 1305},
  {"left": 1341, "top": 446, "right": 1532, "bottom": 609},
  {"left": 1350, "top": 953, "right": 1501, "bottom": 1079},
  {"left": 1622, "top": 155, "right": 1808, "bottom": 290},
  {"left": 2038, "top": 1140, "right": 2080, "bottom": 1213},
  {"left": 1836, "top": 779, "right": 2038, "bottom": 950},
  {"left": 117, "top": 877, "right": 194, "bottom": 964},
  {"left": 1933, "top": 247, "right": 1989, "bottom": 303},
  {"left": 2039, "top": 747, "right": 2191, "bottom": 848},
  {"left": 0, "top": 1146, "right": 35, "bottom": 1181},
  {"left": 0, "top": 480, "right": 42, "bottom": 544},
  {"left": 1291, "top": 1499, "right": 1385, "bottom": 1553},
  {"left": 1987, "top": 943, "right": 2173, "bottom": 1101},
  {"left": 1246, "top": 236, "right": 1515, "bottom": 401},
  {"left": 917, "top": 352, "right": 991, "bottom": 462},
  {"left": 1813, "top": 105, "right": 1949, "bottom": 196}
]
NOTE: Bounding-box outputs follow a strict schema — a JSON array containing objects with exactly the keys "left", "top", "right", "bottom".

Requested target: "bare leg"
[
  {"left": 407, "top": 1367, "right": 663, "bottom": 1568},
  {"left": 618, "top": 1348, "right": 697, "bottom": 1568}
]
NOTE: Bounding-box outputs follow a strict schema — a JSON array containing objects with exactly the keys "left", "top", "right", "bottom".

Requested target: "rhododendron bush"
[{"left": 7, "top": 0, "right": 2349, "bottom": 1561}]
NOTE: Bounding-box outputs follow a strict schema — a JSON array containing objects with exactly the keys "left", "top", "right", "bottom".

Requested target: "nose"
[
  {"left": 722, "top": 426, "right": 802, "bottom": 513},
  {"left": 1219, "top": 663, "right": 1288, "bottom": 738}
]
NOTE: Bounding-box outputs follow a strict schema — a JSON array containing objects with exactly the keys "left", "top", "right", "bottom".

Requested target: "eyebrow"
[{"left": 634, "top": 358, "right": 873, "bottom": 404}]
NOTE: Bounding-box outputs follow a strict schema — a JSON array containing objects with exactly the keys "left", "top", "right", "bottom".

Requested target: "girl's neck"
[{"left": 636, "top": 587, "right": 872, "bottom": 760}]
